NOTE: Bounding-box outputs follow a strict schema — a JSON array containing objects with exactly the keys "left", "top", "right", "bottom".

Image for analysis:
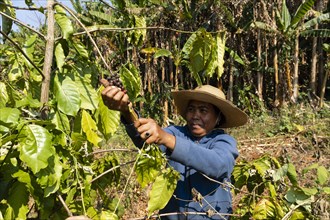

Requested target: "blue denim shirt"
[{"left": 124, "top": 123, "right": 238, "bottom": 220}]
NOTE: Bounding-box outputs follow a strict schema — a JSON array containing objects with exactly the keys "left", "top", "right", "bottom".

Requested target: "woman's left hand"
[{"left": 134, "top": 118, "right": 175, "bottom": 150}]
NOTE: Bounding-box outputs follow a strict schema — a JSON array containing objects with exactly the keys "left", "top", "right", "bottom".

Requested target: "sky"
[{"left": 11, "top": 0, "right": 74, "bottom": 30}]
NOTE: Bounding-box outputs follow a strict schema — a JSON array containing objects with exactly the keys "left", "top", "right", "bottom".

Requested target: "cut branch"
[{"left": 40, "top": 0, "right": 55, "bottom": 118}]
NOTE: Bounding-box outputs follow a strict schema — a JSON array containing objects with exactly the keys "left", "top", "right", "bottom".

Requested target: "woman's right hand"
[{"left": 100, "top": 78, "right": 130, "bottom": 113}]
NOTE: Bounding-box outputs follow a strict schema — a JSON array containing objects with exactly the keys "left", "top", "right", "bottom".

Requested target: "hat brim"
[{"left": 171, "top": 90, "right": 248, "bottom": 128}]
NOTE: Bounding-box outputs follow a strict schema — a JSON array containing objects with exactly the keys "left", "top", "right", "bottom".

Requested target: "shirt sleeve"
[
  {"left": 120, "top": 114, "right": 144, "bottom": 149},
  {"left": 169, "top": 134, "right": 238, "bottom": 179}
]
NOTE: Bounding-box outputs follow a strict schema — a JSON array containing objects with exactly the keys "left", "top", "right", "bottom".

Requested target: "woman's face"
[{"left": 185, "top": 100, "right": 219, "bottom": 138}]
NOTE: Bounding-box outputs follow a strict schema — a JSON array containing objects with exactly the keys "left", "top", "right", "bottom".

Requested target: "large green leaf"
[
  {"left": 22, "top": 34, "right": 37, "bottom": 68},
  {"left": 51, "top": 110, "right": 70, "bottom": 134},
  {"left": 280, "top": 0, "right": 291, "bottom": 31},
  {"left": 55, "top": 76, "right": 81, "bottom": 116},
  {"left": 54, "top": 5, "right": 74, "bottom": 39},
  {"left": 252, "top": 199, "right": 276, "bottom": 219},
  {"left": 55, "top": 42, "right": 66, "bottom": 72},
  {"left": 154, "top": 49, "right": 172, "bottom": 59},
  {"left": 317, "top": 165, "right": 328, "bottom": 185},
  {"left": 0, "top": 0, "right": 15, "bottom": 36},
  {"left": 290, "top": 0, "right": 315, "bottom": 29},
  {"left": 301, "top": 29, "right": 330, "bottom": 38},
  {"left": 287, "top": 163, "right": 298, "bottom": 186},
  {"left": 36, "top": 154, "right": 63, "bottom": 197},
  {"left": 120, "top": 63, "right": 141, "bottom": 102},
  {"left": 147, "top": 168, "right": 180, "bottom": 216},
  {"left": 0, "top": 107, "right": 20, "bottom": 132},
  {"left": 75, "top": 77, "right": 99, "bottom": 111},
  {"left": 81, "top": 110, "right": 102, "bottom": 147},
  {"left": 302, "top": 12, "right": 330, "bottom": 29},
  {"left": 0, "top": 82, "right": 9, "bottom": 107},
  {"left": 97, "top": 94, "right": 120, "bottom": 139},
  {"left": 18, "top": 124, "right": 54, "bottom": 174},
  {"left": 72, "top": 40, "right": 89, "bottom": 59},
  {"left": 253, "top": 157, "right": 271, "bottom": 177},
  {"left": 214, "top": 32, "right": 226, "bottom": 79},
  {"left": 5, "top": 181, "right": 29, "bottom": 220}
]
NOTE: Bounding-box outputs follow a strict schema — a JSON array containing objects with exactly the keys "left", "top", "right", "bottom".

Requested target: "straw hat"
[{"left": 171, "top": 85, "right": 248, "bottom": 128}]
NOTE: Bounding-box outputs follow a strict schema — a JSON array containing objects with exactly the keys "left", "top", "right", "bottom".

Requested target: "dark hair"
[{"left": 213, "top": 105, "right": 226, "bottom": 128}]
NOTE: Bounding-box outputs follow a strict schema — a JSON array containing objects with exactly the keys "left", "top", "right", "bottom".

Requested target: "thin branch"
[
  {"left": 55, "top": 2, "right": 112, "bottom": 73},
  {"left": 0, "top": 2, "right": 45, "bottom": 11},
  {"left": 57, "top": 194, "right": 73, "bottom": 217},
  {"left": 0, "top": 29, "right": 45, "bottom": 79},
  {"left": 73, "top": 26, "right": 227, "bottom": 36},
  {"left": 88, "top": 148, "right": 138, "bottom": 156},
  {"left": 90, "top": 160, "right": 135, "bottom": 183},
  {"left": 0, "top": 11, "right": 45, "bottom": 39},
  {"left": 129, "top": 211, "right": 240, "bottom": 220}
]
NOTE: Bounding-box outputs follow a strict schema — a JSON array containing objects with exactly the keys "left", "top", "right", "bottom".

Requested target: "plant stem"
[{"left": 90, "top": 160, "right": 135, "bottom": 183}]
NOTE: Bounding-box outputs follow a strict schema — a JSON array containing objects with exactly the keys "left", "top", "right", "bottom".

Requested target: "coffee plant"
[{"left": 0, "top": 4, "right": 179, "bottom": 219}]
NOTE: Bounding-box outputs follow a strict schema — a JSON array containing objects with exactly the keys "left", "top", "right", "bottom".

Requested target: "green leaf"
[
  {"left": 72, "top": 41, "right": 89, "bottom": 59},
  {"left": 300, "top": 187, "right": 318, "bottom": 196},
  {"left": 55, "top": 76, "right": 81, "bottom": 116},
  {"left": 0, "top": 0, "right": 15, "bottom": 36},
  {"left": 75, "top": 77, "right": 99, "bottom": 111},
  {"left": 15, "top": 93, "right": 42, "bottom": 108},
  {"left": 5, "top": 181, "right": 29, "bottom": 220},
  {"left": 281, "top": 0, "right": 291, "bottom": 31},
  {"left": 323, "top": 187, "right": 330, "bottom": 194},
  {"left": 54, "top": 5, "right": 73, "bottom": 39},
  {"left": 285, "top": 188, "right": 311, "bottom": 204},
  {"left": 81, "top": 110, "right": 102, "bottom": 146},
  {"left": 99, "top": 211, "right": 118, "bottom": 220},
  {"left": 252, "top": 199, "right": 276, "bottom": 219},
  {"left": 120, "top": 63, "right": 141, "bottom": 102},
  {"left": 214, "top": 32, "right": 226, "bottom": 79},
  {"left": 22, "top": 34, "right": 37, "bottom": 68},
  {"left": 287, "top": 163, "right": 298, "bottom": 186},
  {"left": 253, "top": 157, "right": 271, "bottom": 177},
  {"left": 135, "top": 146, "right": 163, "bottom": 188},
  {"left": 0, "top": 82, "right": 9, "bottom": 107},
  {"left": 55, "top": 42, "right": 66, "bottom": 72},
  {"left": 301, "top": 29, "right": 330, "bottom": 38},
  {"left": 18, "top": 124, "right": 55, "bottom": 174},
  {"left": 154, "top": 49, "right": 172, "bottom": 59},
  {"left": 36, "top": 154, "right": 62, "bottom": 197},
  {"left": 97, "top": 94, "right": 120, "bottom": 139},
  {"left": 0, "top": 107, "right": 20, "bottom": 131},
  {"left": 317, "top": 166, "right": 328, "bottom": 185},
  {"left": 51, "top": 110, "right": 70, "bottom": 134},
  {"left": 290, "top": 0, "right": 315, "bottom": 28},
  {"left": 147, "top": 168, "right": 180, "bottom": 216},
  {"left": 232, "top": 163, "right": 250, "bottom": 189},
  {"left": 225, "top": 47, "right": 245, "bottom": 66},
  {"left": 302, "top": 12, "right": 330, "bottom": 29}
]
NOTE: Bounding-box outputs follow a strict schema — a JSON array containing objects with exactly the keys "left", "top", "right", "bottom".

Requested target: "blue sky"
[{"left": 12, "top": 0, "right": 73, "bottom": 29}]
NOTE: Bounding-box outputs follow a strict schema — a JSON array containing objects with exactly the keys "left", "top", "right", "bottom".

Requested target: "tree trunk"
[
  {"left": 273, "top": 37, "right": 279, "bottom": 107},
  {"left": 257, "top": 30, "right": 263, "bottom": 101},
  {"left": 292, "top": 34, "right": 299, "bottom": 102},
  {"left": 228, "top": 57, "right": 234, "bottom": 102},
  {"left": 310, "top": 26, "right": 318, "bottom": 95},
  {"left": 40, "top": 0, "right": 55, "bottom": 119}
]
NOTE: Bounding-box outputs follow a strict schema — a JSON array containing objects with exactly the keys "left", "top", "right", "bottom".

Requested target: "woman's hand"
[
  {"left": 134, "top": 118, "right": 176, "bottom": 150},
  {"left": 100, "top": 78, "right": 130, "bottom": 113}
]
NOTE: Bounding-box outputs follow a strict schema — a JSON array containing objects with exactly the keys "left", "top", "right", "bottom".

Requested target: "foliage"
[
  {"left": 232, "top": 155, "right": 329, "bottom": 219},
  {"left": 0, "top": 0, "right": 329, "bottom": 219}
]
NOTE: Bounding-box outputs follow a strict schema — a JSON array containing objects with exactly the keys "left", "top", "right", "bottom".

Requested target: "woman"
[{"left": 100, "top": 79, "right": 248, "bottom": 219}]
